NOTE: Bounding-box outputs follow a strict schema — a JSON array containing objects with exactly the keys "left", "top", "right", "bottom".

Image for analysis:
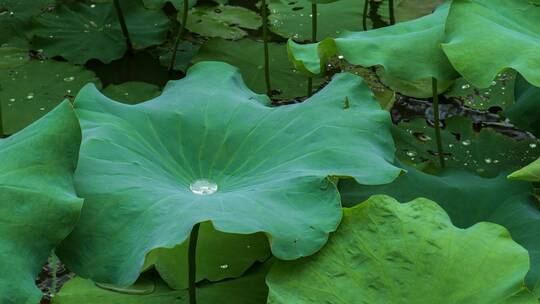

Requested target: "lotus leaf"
[
  {"left": 57, "top": 61, "right": 401, "bottom": 286},
  {"left": 268, "top": 0, "right": 365, "bottom": 41},
  {"left": 442, "top": 0, "right": 540, "bottom": 88},
  {"left": 508, "top": 159, "right": 540, "bottom": 183},
  {"left": 192, "top": 38, "right": 324, "bottom": 99},
  {"left": 393, "top": 117, "right": 540, "bottom": 177},
  {"left": 340, "top": 165, "right": 540, "bottom": 288},
  {"left": 0, "top": 0, "right": 53, "bottom": 44},
  {"left": 159, "top": 41, "right": 201, "bottom": 72},
  {"left": 143, "top": 221, "right": 270, "bottom": 290},
  {"left": 287, "top": 2, "right": 458, "bottom": 82},
  {"left": 266, "top": 195, "right": 536, "bottom": 304},
  {"left": 186, "top": 5, "right": 261, "bottom": 40},
  {"left": 142, "top": 0, "right": 197, "bottom": 9},
  {"left": 0, "top": 101, "right": 83, "bottom": 304},
  {"left": 445, "top": 71, "right": 516, "bottom": 111},
  {"left": 102, "top": 82, "right": 161, "bottom": 105},
  {"left": 0, "top": 52, "right": 101, "bottom": 135},
  {"left": 54, "top": 262, "right": 271, "bottom": 303},
  {"left": 32, "top": 0, "right": 170, "bottom": 64},
  {"left": 505, "top": 74, "right": 540, "bottom": 137}
]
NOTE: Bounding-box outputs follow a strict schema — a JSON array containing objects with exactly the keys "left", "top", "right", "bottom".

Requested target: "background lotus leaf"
[
  {"left": 143, "top": 221, "right": 270, "bottom": 290},
  {"left": 32, "top": 0, "right": 170, "bottom": 64},
  {"left": 266, "top": 195, "right": 536, "bottom": 304},
  {"left": 57, "top": 61, "right": 401, "bottom": 287},
  {"left": 0, "top": 101, "right": 83, "bottom": 304},
  {"left": 287, "top": 2, "right": 458, "bottom": 81},
  {"left": 442, "top": 0, "right": 540, "bottom": 88},
  {"left": 192, "top": 38, "right": 324, "bottom": 99},
  {"left": 393, "top": 117, "right": 540, "bottom": 177},
  {"left": 102, "top": 81, "right": 161, "bottom": 105},
  {"left": 340, "top": 165, "right": 540, "bottom": 288},
  {"left": 53, "top": 262, "right": 271, "bottom": 304},
  {"left": 0, "top": 0, "right": 53, "bottom": 44},
  {"left": 0, "top": 47, "right": 101, "bottom": 134},
  {"left": 186, "top": 5, "right": 261, "bottom": 40}
]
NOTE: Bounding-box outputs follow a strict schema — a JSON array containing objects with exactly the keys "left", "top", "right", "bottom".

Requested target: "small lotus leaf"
[
  {"left": 57, "top": 62, "right": 401, "bottom": 286},
  {"left": 186, "top": 5, "right": 261, "bottom": 40},
  {"left": 267, "top": 195, "right": 536, "bottom": 304},
  {"left": 442, "top": 0, "right": 540, "bottom": 88},
  {"left": 0, "top": 101, "right": 83, "bottom": 304},
  {"left": 505, "top": 74, "right": 540, "bottom": 137},
  {"left": 102, "top": 82, "right": 161, "bottom": 105},
  {"left": 32, "top": 0, "right": 170, "bottom": 64}
]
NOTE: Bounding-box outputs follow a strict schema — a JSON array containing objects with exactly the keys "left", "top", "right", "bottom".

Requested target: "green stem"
[
  {"left": 307, "top": 1, "right": 317, "bottom": 97},
  {"left": 432, "top": 78, "right": 446, "bottom": 168},
  {"left": 362, "top": 0, "right": 369, "bottom": 30},
  {"left": 261, "top": 0, "right": 272, "bottom": 96},
  {"left": 188, "top": 223, "right": 201, "bottom": 304},
  {"left": 49, "top": 252, "right": 58, "bottom": 298},
  {"left": 388, "top": 0, "right": 395, "bottom": 25},
  {"left": 169, "top": 0, "right": 189, "bottom": 73},
  {"left": 113, "top": 0, "right": 133, "bottom": 53}
]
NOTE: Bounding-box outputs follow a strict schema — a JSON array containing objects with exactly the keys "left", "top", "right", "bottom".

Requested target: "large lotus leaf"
[
  {"left": 192, "top": 38, "right": 324, "bottom": 99},
  {"left": 0, "top": 101, "right": 83, "bottom": 304},
  {"left": 102, "top": 82, "right": 161, "bottom": 105},
  {"left": 445, "top": 71, "right": 516, "bottom": 111},
  {"left": 267, "top": 195, "right": 536, "bottom": 304},
  {"left": 340, "top": 165, "right": 540, "bottom": 288},
  {"left": 393, "top": 117, "right": 540, "bottom": 177},
  {"left": 143, "top": 221, "right": 270, "bottom": 290},
  {"left": 0, "top": 0, "right": 53, "bottom": 44},
  {"left": 442, "top": 0, "right": 540, "bottom": 88},
  {"left": 32, "top": 0, "right": 170, "bottom": 64},
  {"left": 505, "top": 74, "right": 540, "bottom": 137},
  {"left": 0, "top": 51, "right": 101, "bottom": 135},
  {"left": 54, "top": 262, "right": 271, "bottom": 303},
  {"left": 288, "top": 2, "right": 458, "bottom": 82},
  {"left": 57, "top": 62, "right": 401, "bottom": 286},
  {"left": 268, "top": 0, "right": 364, "bottom": 41},
  {"left": 186, "top": 5, "right": 261, "bottom": 40}
]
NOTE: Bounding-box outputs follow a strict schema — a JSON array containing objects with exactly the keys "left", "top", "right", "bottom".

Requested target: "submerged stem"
[
  {"left": 307, "top": 1, "right": 318, "bottom": 97},
  {"left": 188, "top": 223, "right": 201, "bottom": 304},
  {"left": 362, "top": 0, "right": 369, "bottom": 31},
  {"left": 388, "top": 0, "right": 395, "bottom": 25},
  {"left": 113, "top": 0, "right": 133, "bottom": 53},
  {"left": 169, "top": 0, "right": 190, "bottom": 73},
  {"left": 49, "top": 252, "right": 58, "bottom": 298},
  {"left": 432, "top": 78, "right": 446, "bottom": 168},
  {"left": 261, "top": 0, "right": 272, "bottom": 96}
]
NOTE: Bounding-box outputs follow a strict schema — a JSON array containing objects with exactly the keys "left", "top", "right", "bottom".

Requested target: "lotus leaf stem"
[
  {"left": 362, "top": 0, "right": 369, "bottom": 30},
  {"left": 432, "top": 78, "right": 446, "bottom": 168},
  {"left": 113, "top": 0, "right": 133, "bottom": 53},
  {"left": 388, "top": 0, "right": 395, "bottom": 25},
  {"left": 261, "top": 0, "right": 272, "bottom": 96},
  {"left": 188, "top": 223, "right": 201, "bottom": 304},
  {"left": 307, "top": 1, "right": 318, "bottom": 97},
  {"left": 49, "top": 252, "right": 58, "bottom": 298},
  {"left": 169, "top": 0, "right": 190, "bottom": 73}
]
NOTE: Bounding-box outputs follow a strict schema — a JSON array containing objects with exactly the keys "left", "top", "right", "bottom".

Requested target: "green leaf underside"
[
  {"left": 442, "top": 0, "right": 540, "bottom": 88},
  {"left": 340, "top": 165, "right": 540, "bottom": 288},
  {"left": 53, "top": 262, "right": 271, "bottom": 304},
  {"left": 0, "top": 101, "right": 82, "bottom": 304},
  {"left": 143, "top": 221, "right": 270, "bottom": 290},
  {"left": 186, "top": 5, "right": 261, "bottom": 40},
  {"left": 287, "top": 2, "right": 457, "bottom": 81},
  {"left": 505, "top": 74, "right": 540, "bottom": 138},
  {"left": 267, "top": 195, "right": 536, "bottom": 304},
  {"left": 57, "top": 61, "right": 401, "bottom": 286},
  {"left": 192, "top": 38, "right": 324, "bottom": 99},
  {"left": 0, "top": 51, "right": 101, "bottom": 134},
  {"left": 32, "top": 0, "right": 170, "bottom": 64},
  {"left": 393, "top": 117, "right": 540, "bottom": 177}
]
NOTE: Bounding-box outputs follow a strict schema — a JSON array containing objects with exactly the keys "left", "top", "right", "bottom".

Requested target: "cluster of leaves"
[{"left": 1, "top": 0, "right": 540, "bottom": 303}]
